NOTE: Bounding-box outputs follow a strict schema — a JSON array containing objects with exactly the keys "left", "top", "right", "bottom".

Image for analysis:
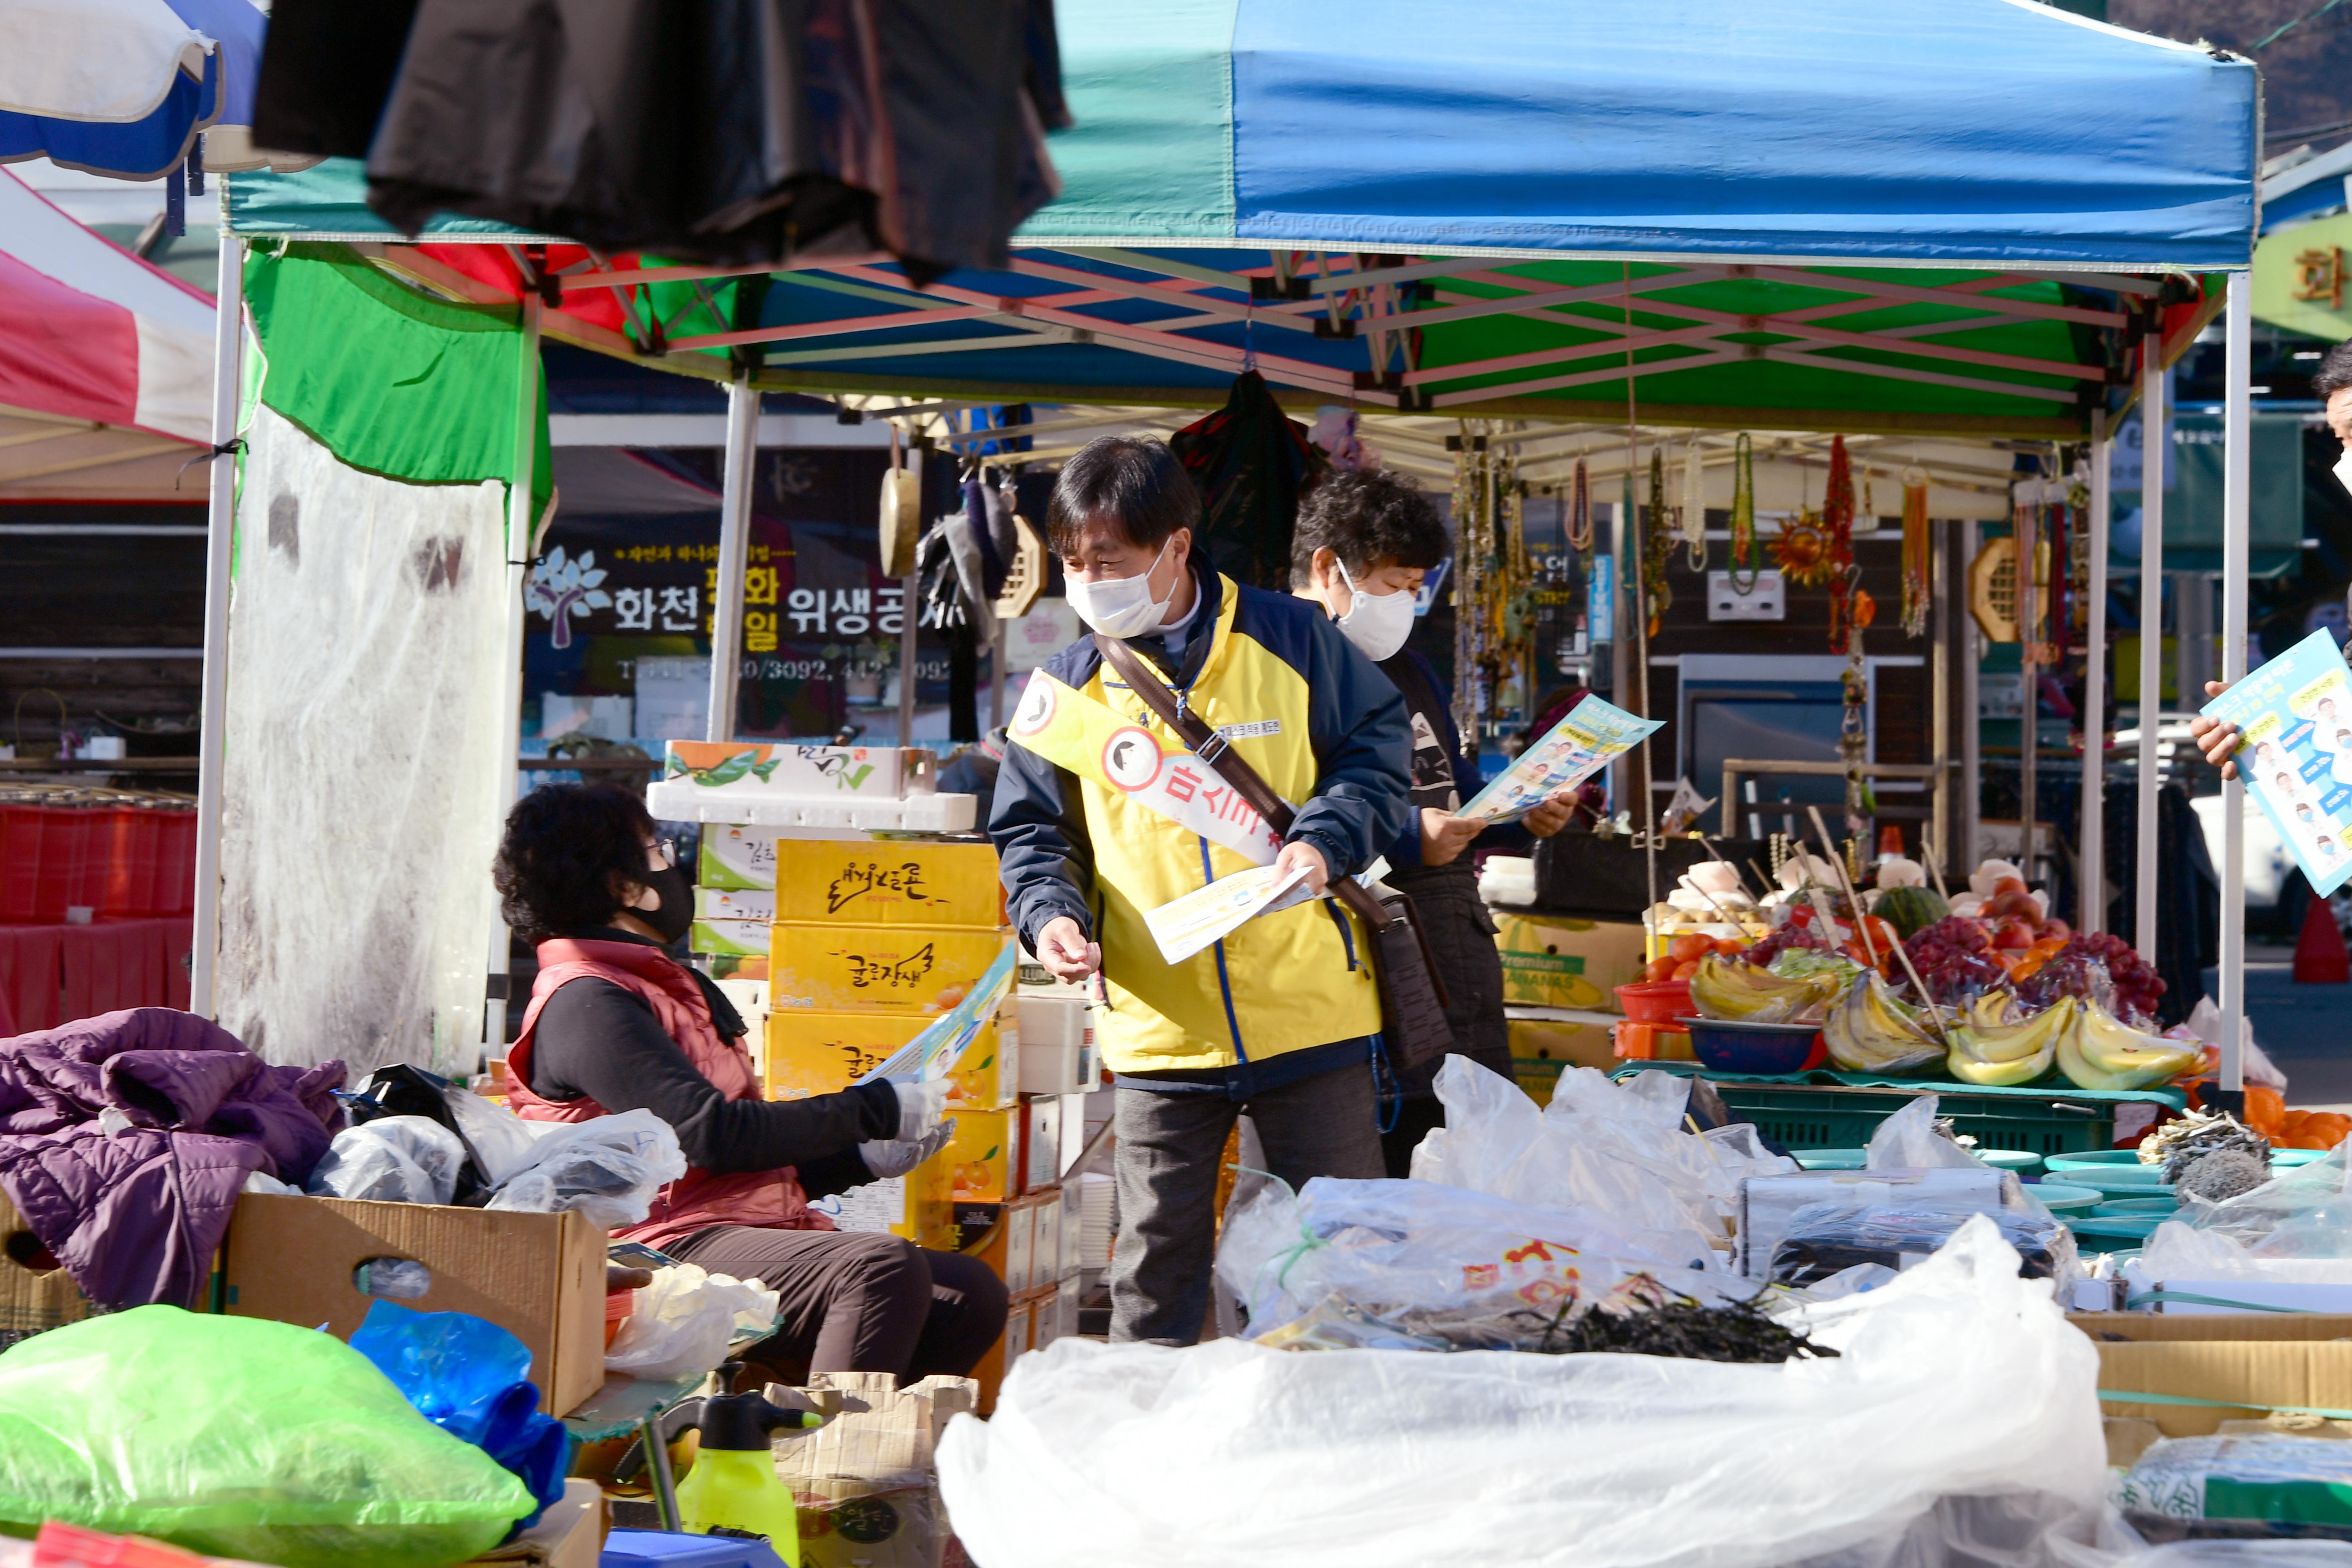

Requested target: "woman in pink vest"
[{"left": 494, "top": 784, "right": 1007, "bottom": 1385}]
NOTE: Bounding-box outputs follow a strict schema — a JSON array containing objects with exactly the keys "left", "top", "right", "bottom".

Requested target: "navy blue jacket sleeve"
[
  {"left": 989, "top": 735, "right": 1097, "bottom": 951},
  {"left": 1380, "top": 648, "right": 1476, "bottom": 873},
  {"left": 1291, "top": 612, "right": 1413, "bottom": 877}
]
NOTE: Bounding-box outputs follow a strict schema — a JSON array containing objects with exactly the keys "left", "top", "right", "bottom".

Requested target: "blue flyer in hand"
[{"left": 2201, "top": 627, "right": 2352, "bottom": 897}]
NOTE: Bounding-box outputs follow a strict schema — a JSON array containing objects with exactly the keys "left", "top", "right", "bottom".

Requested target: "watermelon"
[{"left": 1875, "top": 885, "right": 1950, "bottom": 939}]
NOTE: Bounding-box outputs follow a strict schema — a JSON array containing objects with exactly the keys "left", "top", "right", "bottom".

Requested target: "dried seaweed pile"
[{"left": 1512, "top": 1293, "right": 1840, "bottom": 1364}]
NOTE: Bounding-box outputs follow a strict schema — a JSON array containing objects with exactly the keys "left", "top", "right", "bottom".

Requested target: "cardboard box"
[
  {"left": 221, "top": 1193, "right": 607, "bottom": 1416},
  {"left": 0, "top": 1190, "right": 89, "bottom": 1346},
  {"left": 1022, "top": 1096, "right": 1061, "bottom": 1192},
  {"left": 693, "top": 886, "right": 774, "bottom": 920},
  {"left": 1030, "top": 1190, "right": 1062, "bottom": 1290},
  {"left": 772, "top": 838, "right": 1003, "bottom": 929},
  {"left": 1005, "top": 1196, "right": 1037, "bottom": 1295},
  {"left": 806, "top": 1155, "right": 956, "bottom": 1250},
  {"left": 943, "top": 1109, "right": 1018, "bottom": 1203},
  {"left": 770, "top": 1369, "right": 974, "bottom": 1568},
  {"left": 1507, "top": 1015, "right": 1619, "bottom": 1072},
  {"left": 770, "top": 924, "right": 1007, "bottom": 1014},
  {"left": 1493, "top": 915, "right": 1647, "bottom": 1011},
  {"left": 700, "top": 822, "right": 784, "bottom": 892},
  {"left": 1018, "top": 995, "right": 1097, "bottom": 1095},
  {"left": 689, "top": 917, "right": 769, "bottom": 958},
  {"left": 1030, "top": 1280, "right": 1065, "bottom": 1352},
  {"left": 765, "top": 1007, "right": 1015, "bottom": 1111},
  {"left": 2072, "top": 1310, "right": 2352, "bottom": 1436}
]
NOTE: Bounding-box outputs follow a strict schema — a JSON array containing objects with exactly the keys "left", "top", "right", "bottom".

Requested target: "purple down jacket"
[{"left": 0, "top": 1008, "right": 344, "bottom": 1311}]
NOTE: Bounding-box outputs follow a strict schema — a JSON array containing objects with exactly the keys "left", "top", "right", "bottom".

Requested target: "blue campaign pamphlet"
[{"left": 2201, "top": 627, "right": 2352, "bottom": 897}]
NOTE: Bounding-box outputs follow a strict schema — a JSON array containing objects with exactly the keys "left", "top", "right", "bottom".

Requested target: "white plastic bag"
[
  {"left": 2134, "top": 1142, "right": 2352, "bottom": 1285},
  {"left": 1215, "top": 1176, "right": 1733, "bottom": 1348},
  {"left": 1866, "top": 1096, "right": 1987, "bottom": 1171},
  {"left": 604, "top": 1263, "right": 781, "bottom": 1381},
  {"left": 484, "top": 1109, "right": 686, "bottom": 1230},
  {"left": 1409, "top": 1056, "right": 1791, "bottom": 1261},
  {"left": 305, "top": 1116, "right": 466, "bottom": 1205},
  {"left": 439, "top": 1082, "right": 548, "bottom": 1187},
  {"left": 942, "top": 1217, "right": 2105, "bottom": 1568}
]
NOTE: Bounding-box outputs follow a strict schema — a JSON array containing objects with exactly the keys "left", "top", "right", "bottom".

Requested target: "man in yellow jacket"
[{"left": 990, "top": 436, "right": 1412, "bottom": 1344}]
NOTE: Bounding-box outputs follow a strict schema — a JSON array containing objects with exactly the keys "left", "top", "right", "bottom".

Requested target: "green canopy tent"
[{"left": 202, "top": 0, "right": 2262, "bottom": 1081}]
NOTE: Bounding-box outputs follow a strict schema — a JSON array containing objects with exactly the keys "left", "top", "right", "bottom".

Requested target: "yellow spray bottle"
[{"left": 659, "top": 1362, "right": 825, "bottom": 1566}]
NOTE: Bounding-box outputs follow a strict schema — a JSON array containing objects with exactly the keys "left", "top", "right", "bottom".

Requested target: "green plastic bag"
[{"left": 0, "top": 1306, "right": 533, "bottom": 1568}]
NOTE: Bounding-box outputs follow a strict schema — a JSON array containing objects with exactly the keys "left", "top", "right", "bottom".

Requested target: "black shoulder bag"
[{"left": 1092, "top": 632, "right": 1456, "bottom": 1074}]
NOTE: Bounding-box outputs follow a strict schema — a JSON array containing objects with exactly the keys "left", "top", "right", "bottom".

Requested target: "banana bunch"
[
  {"left": 1947, "top": 996, "right": 2074, "bottom": 1088},
  {"left": 1824, "top": 973, "right": 1945, "bottom": 1075},
  {"left": 2057, "top": 999, "right": 2202, "bottom": 1090},
  {"left": 1688, "top": 953, "right": 1843, "bottom": 1025}
]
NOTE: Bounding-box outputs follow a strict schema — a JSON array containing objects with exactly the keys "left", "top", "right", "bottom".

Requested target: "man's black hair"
[
  {"left": 2314, "top": 341, "right": 2352, "bottom": 400},
  {"left": 1289, "top": 468, "right": 1451, "bottom": 588},
  {"left": 493, "top": 783, "right": 655, "bottom": 942},
  {"left": 1046, "top": 436, "right": 1202, "bottom": 557}
]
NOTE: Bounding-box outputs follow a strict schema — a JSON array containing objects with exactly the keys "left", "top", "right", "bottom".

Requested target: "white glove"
[
  {"left": 860, "top": 1120, "right": 956, "bottom": 1180},
  {"left": 885, "top": 1075, "right": 951, "bottom": 1141}
]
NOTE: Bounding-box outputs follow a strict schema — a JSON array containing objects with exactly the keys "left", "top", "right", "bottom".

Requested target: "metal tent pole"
[
  {"left": 1960, "top": 518, "right": 1981, "bottom": 874},
  {"left": 898, "top": 443, "right": 922, "bottom": 747},
  {"left": 1932, "top": 509, "right": 1950, "bottom": 879},
  {"left": 705, "top": 373, "right": 757, "bottom": 742},
  {"left": 2082, "top": 412, "right": 2110, "bottom": 933},
  {"left": 484, "top": 294, "right": 543, "bottom": 1056},
  {"left": 190, "top": 229, "right": 245, "bottom": 1019},
  {"left": 2219, "top": 281, "right": 2252, "bottom": 1095},
  {"left": 2135, "top": 346, "right": 2167, "bottom": 964}
]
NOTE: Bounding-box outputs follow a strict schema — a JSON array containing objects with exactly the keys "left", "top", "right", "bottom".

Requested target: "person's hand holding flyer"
[
  {"left": 1457, "top": 694, "right": 1664, "bottom": 825},
  {"left": 2200, "top": 628, "right": 2352, "bottom": 896}
]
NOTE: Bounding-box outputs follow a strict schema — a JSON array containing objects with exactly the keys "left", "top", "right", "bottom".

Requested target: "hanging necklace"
[
  {"left": 1824, "top": 435, "right": 1857, "bottom": 653},
  {"left": 1568, "top": 457, "right": 1593, "bottom": 555},
  {"left": 1729, "top": 433, "right": 1759, "bottom": 595}
]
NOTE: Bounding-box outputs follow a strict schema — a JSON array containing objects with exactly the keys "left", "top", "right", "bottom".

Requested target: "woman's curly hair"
[
  {"left": 493, "top": 784, "right": 655, "bottom": 942},
  {"left": 1290, "top": 468, "right": 1451, "bottom": 588}
]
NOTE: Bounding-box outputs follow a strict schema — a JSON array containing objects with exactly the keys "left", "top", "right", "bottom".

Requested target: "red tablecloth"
[{"left": 0, "top": 917, "right": 193, "bottom": 1036}]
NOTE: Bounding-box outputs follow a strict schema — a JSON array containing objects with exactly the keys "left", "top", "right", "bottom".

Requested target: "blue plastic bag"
[{"left": 349, "top": 1299, "right": 572, "bottom": 1529}]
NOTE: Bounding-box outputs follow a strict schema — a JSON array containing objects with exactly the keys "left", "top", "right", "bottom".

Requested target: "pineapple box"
[{"left": 770, "top": 924, "right": 1007, "bottom": 1015}]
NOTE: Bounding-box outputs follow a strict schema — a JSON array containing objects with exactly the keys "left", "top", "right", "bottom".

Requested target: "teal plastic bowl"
[
  {"left": 2068, "top": 1214, "right": 2168, "bottom": 1252},
  {"left": 2031, "top": 1182, "right": 2103, "bottom": 1214},
  {"left": 2093, "top": 1197, "right": 2180, "bottom": 1217},
  {"left": 1793, "top": 1149, "right": 1867, "bottom": 1170},
  {"left": 1976, "top": 1149, "right": 2043, "bottom": 1175}
]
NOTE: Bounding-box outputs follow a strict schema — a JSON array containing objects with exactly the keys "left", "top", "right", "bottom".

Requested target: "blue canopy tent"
[{"left": 207, "top": 0, "right": 2263, "bottom": 1082}]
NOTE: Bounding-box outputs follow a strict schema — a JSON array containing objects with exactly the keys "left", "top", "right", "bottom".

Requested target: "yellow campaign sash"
[{"left": 1008, "top": 669, "right": 1285, "bottom": 865}]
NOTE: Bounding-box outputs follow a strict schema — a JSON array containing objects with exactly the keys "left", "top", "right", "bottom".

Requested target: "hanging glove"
[
  {"left": 885, "top": 1074, "right": 952, "bottom": 1141},
  {"left": 860, "top": 1120, "right": 957, "bottom": 1180}
]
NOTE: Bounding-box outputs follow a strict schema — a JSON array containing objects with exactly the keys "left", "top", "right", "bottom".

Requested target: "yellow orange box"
[
  {"left": 942, "top": 1108, "right": 1018, "bottom": 1204},
  {"left": 772, "top": 839, "right": 1004, "bottom": 929},
  {"left": 764, "top": 1007, "right": 1018, "bottom": 1112},
  {"left": 1506, "top": 1015, "right": 1619, "bottom": 1072},
  {"left": 770, "top": 924, "right": 1007, "bottom": 1014}
]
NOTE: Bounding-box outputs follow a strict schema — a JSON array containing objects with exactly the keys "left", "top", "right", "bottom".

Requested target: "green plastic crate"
[{"left": 1707, "top": 1082, "right": 2130, "bottom": 1156}]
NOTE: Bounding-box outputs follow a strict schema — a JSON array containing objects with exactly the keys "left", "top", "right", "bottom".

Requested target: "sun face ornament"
[{"left": 1769, "top": 509, "right": 1835, "bottom": 587}]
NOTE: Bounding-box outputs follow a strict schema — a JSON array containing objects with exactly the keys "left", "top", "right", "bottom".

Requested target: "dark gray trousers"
[{"left": 1108, "top": 1061, "right": 1385, "bottom": 1345}]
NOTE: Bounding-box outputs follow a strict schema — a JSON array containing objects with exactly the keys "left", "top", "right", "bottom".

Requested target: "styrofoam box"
[
  {"left": 1059, "top": 1179, "right": 1085, "bottom": 1279},
  {"left": 1032, "top": 1190, "right": 1062, "bottom": 1288},
  {"left": 1018, "top": 996, "right": 1094, "bottom": 1095},
  {"left": 1056, "top": 1274, "right": 1082, "bottom": 1339},
  {"left": 1022, "top": 1097, "right": 1061, "bottom": 1194},
  {"left": 645, "top": 782, "right": 976, "bottom": 833}
]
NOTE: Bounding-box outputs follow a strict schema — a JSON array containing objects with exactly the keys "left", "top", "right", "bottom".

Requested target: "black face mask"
[{"left": 631, "top": 863, "right": 696, "bottom": 945}]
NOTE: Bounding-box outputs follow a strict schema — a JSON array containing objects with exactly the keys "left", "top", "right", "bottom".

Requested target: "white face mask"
[
  {"left": 1332, "top": 560, "right": 1417, "bottom": 661},
  {"left": 2334, "top": 446, "right": 2352, "bottom": 499},
  {"left": 1065, "top": 538, "right": 1175, "bottom": 639}
]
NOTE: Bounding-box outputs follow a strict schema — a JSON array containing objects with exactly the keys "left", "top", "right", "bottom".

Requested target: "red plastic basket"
[{"left": 1614, "top": 980, "right": 1693, "bottom": 1024}]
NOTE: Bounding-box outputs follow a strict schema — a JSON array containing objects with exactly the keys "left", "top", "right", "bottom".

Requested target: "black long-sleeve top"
[{"left": 520, "top": 928, "right": 898, "bottom": 1201}]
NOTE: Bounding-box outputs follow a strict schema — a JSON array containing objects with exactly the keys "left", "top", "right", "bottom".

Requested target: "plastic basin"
[
  {"left": 1793, "top": 1149, "right": 1867, "bottom": 1170},
  {"left": 2093, "top": 1197, "right": 2180, "bottom": 1217},
  {"left": 2030, "top": 1182, "right": 2102, "bottom": 1214},
  {"left": 2067, "top": 1214, "right": 2168, "bottom": 1252},
  {"left": 1617, "top": 981, "right": 1693, "bottom": 1024},
  {"left": 1975, "top": 1149, "right": 2042, "bottom": 1175},
  {"left": 1680, "top": 1017, "right": 1819, "bottom": 1075}
]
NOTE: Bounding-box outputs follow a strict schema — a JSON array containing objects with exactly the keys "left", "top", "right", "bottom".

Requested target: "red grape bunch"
[
  {"left": 1742, "top": 922, "right": 1831, "bottom": 967},
  {"left": 1900, "top": 917, "right": 2006, "bottom": 1003},
  {"left": 2016, "top": 932, "right": 2166, "bottom": 1023}
]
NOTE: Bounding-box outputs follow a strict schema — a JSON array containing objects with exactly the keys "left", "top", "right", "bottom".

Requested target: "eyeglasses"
[{"left": 649, "top": 838, "right": 678, "bottom": 868}]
